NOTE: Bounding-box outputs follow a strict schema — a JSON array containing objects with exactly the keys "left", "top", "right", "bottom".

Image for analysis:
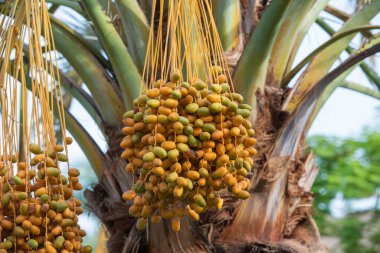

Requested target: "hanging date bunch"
[
  {"left": 0, "top": 1, "right": 91, "bottom": 252},
  {"left": 120, "top": 0, "right": 257, "bottom": 232}
]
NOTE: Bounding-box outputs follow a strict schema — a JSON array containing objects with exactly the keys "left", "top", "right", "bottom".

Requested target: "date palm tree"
[{"left": 2, "top": 0, "right": 380, "bottom": 252}]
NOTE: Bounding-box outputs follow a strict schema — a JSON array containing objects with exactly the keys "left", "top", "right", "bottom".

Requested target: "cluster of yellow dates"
[
  {"left": 121, "top": 68, "right": 256, "bottom": 232},
  {"left": 0, "top": 139, "right": 92, "bottom": 253}
]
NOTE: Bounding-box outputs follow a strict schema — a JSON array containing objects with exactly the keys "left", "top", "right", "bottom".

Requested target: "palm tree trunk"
[{"left": 85, "top": 87, "right": 326, "bottom": 253}]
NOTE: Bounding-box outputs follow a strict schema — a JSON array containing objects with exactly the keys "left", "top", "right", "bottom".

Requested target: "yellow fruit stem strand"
[
  {"left": 148, "top": 0, "right": 161, "bottom": 87},
  {"left": 177, "top": 9, "right": 189, "bottom": 78},
  {"left": 152, "top": 0, "right": 162, "bottom": 89},
  {"left": 141, "top": 170, "right": 152, "bottom": 185},
  {"left": 140, "top": 0, "right": 156, "bottom": 92},
  {"left": 160, "top": 0, "right": 176, "bottom": 83},
  {"left": 209, "top": 3, "right": 234, "bottom": 88},
  {"left": 152, "top": 0, "right": 164, "bottom": 88},
  {"left": 202, "top": 0, "right": 234, "bottom": 90},
  {"left": 200, "top": 1, "right": 221, "bottom": 88}
]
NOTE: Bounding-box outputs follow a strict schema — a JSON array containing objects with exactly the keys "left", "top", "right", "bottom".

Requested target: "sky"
[{"left": 52, "top": 0, "right": 380, "bottom": 248}]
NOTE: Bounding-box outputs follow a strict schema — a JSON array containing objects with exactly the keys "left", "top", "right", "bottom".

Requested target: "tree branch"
[
  {"left": 81, "top": 0, "right": 141, "bottom": 109},
  {"left": 324, "top": 4, "right": 374, "bottom": 38},
  {"left": 115, "top": 0, "right": 149, "bottom": 73},
  {"left": 233, "top": 0, "right": 291, "bottom": 104},
  {"left": 51, "top": 18, "right": 125, "bottom": 125},
  {"left": 281, "top": 25, "right": 380, "bottom": 87},
  {"left": 316, "top": 18, "right": 380, "bottom": 90},
  {"left": 275, "top": 42, "right": 380, "bottom": 157},
  {"left": 282, "top": 1, "right": 380, "bottom": 113},
  {"left": 341, "top": 81, "right": 380, "bottom": 100},
  {"left": 46, "top": 0, "right": 83, "bottom": 15}
]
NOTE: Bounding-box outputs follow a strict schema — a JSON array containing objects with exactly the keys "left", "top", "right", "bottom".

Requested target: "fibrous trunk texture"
[{"left": 85, "top": 87, "right": 328, "bottom": 253}]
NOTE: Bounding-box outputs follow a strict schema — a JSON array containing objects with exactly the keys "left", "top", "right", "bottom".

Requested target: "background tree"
[
  {"left": 309, "top": 129, "right": 380, "bottom": 253},
  {"left": 1, "top": 0, "right": 380, "bottom": 252}
]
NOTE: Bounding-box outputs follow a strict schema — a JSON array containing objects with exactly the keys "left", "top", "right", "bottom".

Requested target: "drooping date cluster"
[
  {"left": 120, "top": 68, "right": 257, "bottom": 231},
  {"left": 0, "top": 139, "right": 92, "bottom": 253}
]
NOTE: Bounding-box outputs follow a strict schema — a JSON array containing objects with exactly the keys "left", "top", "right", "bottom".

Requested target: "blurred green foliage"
[{"left": 308, "top": 129, "right": 380, "bottom": 253}]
